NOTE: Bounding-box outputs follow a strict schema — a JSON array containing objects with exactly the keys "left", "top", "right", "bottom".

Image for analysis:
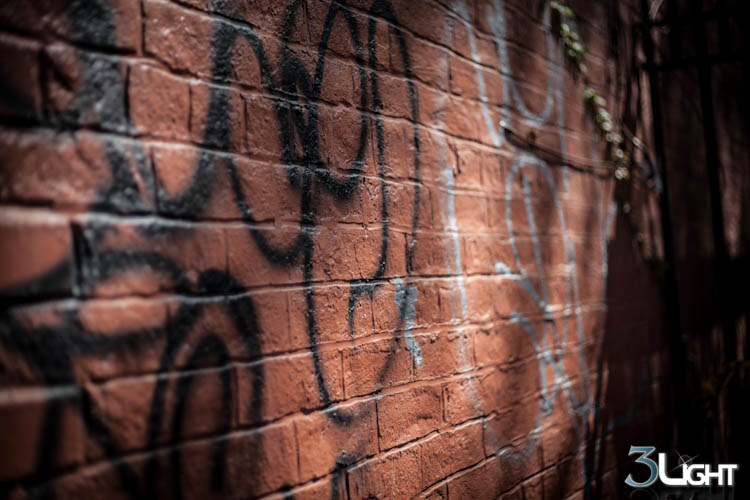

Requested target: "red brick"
[
  {"left": 0, "top": 0, "right": 706, "bottom": 496},
  {"left": 496, "top": 358, "right": 543, "bottom": 410},
  {"left": 442, "top": 95, "right": 484, "bottom": 141},
  {"left": 313, "top": 284, "right": 373, "bottom": 343},
  {"left": 542, "top": 466, "right": 561, "bottom": 500},
  {"left": 483, "top": 397, "right": 541, "bottom": 455},
  {"left": 0, "top": 0, "right": 141, "bottom": 51},
  {"left": 143, "top": 0, "right": 213, "bottom": 77},
  {"left": 129, "top": 63, "right": 190, "bottom": 140},
  {"left": 343, "top": 338, "right": 413, "bottom": 398},
  {"left": 190, "top": 81, "right": 245, "bottom": 152},
  {"left": 502, "top": 3, "right": 547, "bottom": 54},
  {"left": 42, "top": 453, "right": 149, "bottom": 500},
  {"left": 261, "top": 476, "right": 344, "bottom": 500},
  {"left": 420, "top": 420, "right": 484, "bottom": 487},
  {"left": 417, "top": 82, "right": 450, "bottom": 129},
  {"left": 370, "top": 179, "right": 422, "bottom": 230},
  {"left": 347, "top": 445, "right": 422, "bottom": 500},
  {"left": 44, "top": 45, "right": 127, "bottom": 131},
  {"left": 316, "top": 105, "right": 370, "bottom": 174},
  {"left": 450, "top": 54, "right": 480, "bottom": 100},
  {"left": 295, "top": 400, "right": 378, "bottom": 482},
  {"left": 462, "top": 235, "right": 514, "bottom": 275},
  {"left": 76, "top": 133, "right": 156, "bottom": 213},
  {"left": 377, "top": 385, "right": 442, "bottom": 449},
  {"left": 377, "top": 73, "right": 418, "bottom": 122},
  {"left": 405, "top": 33, "right": 450, "bottom": 90},
  {"left": 0, "top": 128, "right": 105, "bottom": 208},
  {"left": 316, "top": 58, "right": 360, "bottom": 107},
  {"left": 152, "top": 145, "right": 229, "bottom": 218},
  {"left": 474, "top": 321, "right": 537, "bottom": 368},
  {"left": 236, "top": 349, "right": 343, "bottom": 423},
  {"left": 317, "top": 178, "right": 369, "bottom": 227},
  {"left": 75, "top": 297, "right": 170, "bottom": 379},
  {"left": 415, "top": 330, "right": 470, "bottom": 379},
  {"left": 225, "top": 423, "right": 299, "bottom": 497},
  {"left": 414, "top": 280, "right": 449, "bottom": 327},
  {"left": 522, "top": 474, "right": 544, "bottom": 500},
  {"left": 411, "top": 233, "right": 454, "bottom": 276},
  {"left": 454, "top": 193, "right": 488, "bottom": 230},
  {"left": 97, "top": 359, "right": 233, "bottom": 446},
  {"left": 251, "top": 288, "right": 307, "bottom": 355},
  {"left": 0, "top": 386, "right": 85, "bottom": 482},
  {"left": 75, "top": 216, "right": 227, "bottom": 296},
  {"left": 286, "top": 284, "right": 372, "bottom": 347},
  {"left": 371, "top": 281, "right": 402, "bottom": 333},
  {"left": 0, "top": 208, "right": 74, "bottom": 297},
  {"left": 161, "top": 294, "right": 271, "bottom": 364},
  {"left": 419, "top": 483, "right": 448, "bottom": 500},
  {"left": 216, "top": 1, "right": 303, "bottom": 42},
  {"left": 311, "top": 225, "right": 406, "bottom": 282},
  {"left": 462, "top": 277, "right": 494, "bottom": 321},
  {"left": 453, "top": 143, "right": 487, "bottom": 190},
  {"left": 497, "top": 437, "right": 545, "bottom": 492},
  {"left": 232, "top": 157, "right": 310, "bottom": 224},
  {"left": 446, "top": 457, "right": 503, "bottom": 500},
  {"left": 379, "top": 116, "right": 422, "bottom": 180},
  {"left": 481, "top": 66, "right": 505, "bottom": 106},
  {"left": 443, "top": 371, "right": 497, "bottom": 424},
  {"left": 389, "top": 0, "right": 448, "bottom": 45},
  {"left": 243, "top": 93, "right": 284, "bottom": 162},
  {"left": 224, "top": 225, "right": 301, "bottom": 288},
  {"left": 542, "top": 419, "right": 582, "bottom": 467}
]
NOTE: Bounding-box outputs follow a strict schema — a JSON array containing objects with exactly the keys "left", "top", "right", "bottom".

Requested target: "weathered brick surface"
[{"left": 1, "top": 0, "right": 746, "bottom": 498}]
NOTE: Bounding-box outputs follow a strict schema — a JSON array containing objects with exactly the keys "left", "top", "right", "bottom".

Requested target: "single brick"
[
  {"left": 295, "top": 399, "right": 378, "bottom": 482},
  {"left": 347, "top": 444, "right": 422, "bottom": 500},
  {"left": 190, "top": 81, "right": 245, "bottom": 153},
  {"left": 143, "top": 0, "right": 213, "bottom": 77},
  {"left": 43, "top": 44, "right": 129, "bottom": 133},
  {"left": 377, "top": 384, "right": 442, "bottom": 449},
  {"left": 0, "top": 208, "right": 74, "bottom": 298},
  {"left": 129, "top": 63, "right": 190, "bottom": 140},
  {"left": 420, "top": 420, "right": 484, "bottom": 487}
]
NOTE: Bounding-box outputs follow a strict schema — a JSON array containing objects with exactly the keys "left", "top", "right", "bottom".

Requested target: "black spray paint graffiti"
[{"left": 0, "top": 0, "right": 421, "bottom": 498}]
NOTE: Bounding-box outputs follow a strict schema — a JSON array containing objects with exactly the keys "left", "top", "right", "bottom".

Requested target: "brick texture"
[{"left": 1, "top": 0, "right": 748, "bottom": 498}]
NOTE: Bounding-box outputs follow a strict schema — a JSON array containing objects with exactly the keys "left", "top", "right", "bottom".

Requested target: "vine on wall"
[
  {"left": 550, "top": 1, "right": 629, "bottom": 177},
  {"left": 550, "top": 0, "right": 665, "bottom": 267}
]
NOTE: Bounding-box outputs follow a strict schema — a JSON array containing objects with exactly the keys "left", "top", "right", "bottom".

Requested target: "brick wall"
[{"left": 0, "top": 0, "right": 692, "bottom": 498}]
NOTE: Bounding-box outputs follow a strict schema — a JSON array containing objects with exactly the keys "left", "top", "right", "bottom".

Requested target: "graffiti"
[
  {"left": 0, "top": 0, "right": 656, "bottom": 498},
  {"left": 1, "top": 0, "right": 421, "bottom": 497},
  {"left": 394, "top": 277, "right": 422, "bottom": 368},
  {"left": 435, "top": 0, "right": 651, "bottom": 495}
]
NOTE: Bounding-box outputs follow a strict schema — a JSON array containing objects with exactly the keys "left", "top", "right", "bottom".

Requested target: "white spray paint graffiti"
[
  {"left": 370, "top": 0, "right": 652, "bottom": 491},
  {"left": 491, "top": 1, "right": 558, "bottom": 127},
  {"left": 506, "top": 151, "right": 589, "bottom": 407},
  {"left": 455, "top": 2, "right": 505, "bottom": 149},
  {"left": 394, "top": 276, "right": 422, "bottom": 368},
  {"left": 427, "top": 0, "right": 650, "bottom": 491}
]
